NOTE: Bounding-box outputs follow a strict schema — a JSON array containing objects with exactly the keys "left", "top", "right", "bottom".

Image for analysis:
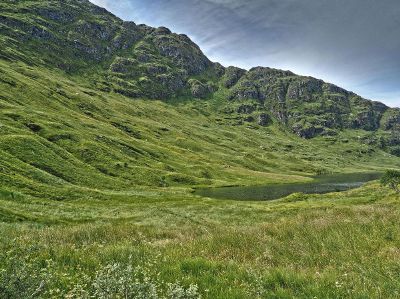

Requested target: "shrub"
[
  {"left": 0, "top": 249, "right": 51, "bottom": 299},
  {"left": 1, "top": 250, "right": 201, "bottom": 299},
  {"left": 381, "top": 169, "right": 400, "bottom": 193}
]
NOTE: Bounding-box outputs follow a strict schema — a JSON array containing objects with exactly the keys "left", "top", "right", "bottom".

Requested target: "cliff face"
[{"left": 1, "top": 0, "right": 399, "bottom": 149}]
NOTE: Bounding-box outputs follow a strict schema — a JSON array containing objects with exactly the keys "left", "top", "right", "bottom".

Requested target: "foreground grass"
[{"left": 1, "top": 183, "right": 399, "bottom": 298}]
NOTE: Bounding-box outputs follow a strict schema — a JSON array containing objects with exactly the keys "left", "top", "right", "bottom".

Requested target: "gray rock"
[
  {"left": 229, "top": 81, "right": 260, "bottom": 101},
  {"left": 150, "top": 32, "right": 213, "bottom": 75},
  {"left": 237, "top": 104, "right": 256, "bottom": 114},
  {"left": 258, "top": 113, "right": 270, "bottom": 126},
  {"left": 222, "top": 66, "right": 246, "bottom": 88},
  {"left": 287, "top": 78, "right": 323, "bottom": 101},
  {"left": 382, "top": 109, "right": 400, "bottom": 130},
  {"left": 154, "top": 27, "right": 172, "bottom": 35},
  {"left": 244, "top": 116, "right": 255, "bottom": 122},
  {"left": 189, "top": 79, "right": 214, "bottom": 99},
  {"left": 292, "top": 123, "right": 324, "bottom": 139}
]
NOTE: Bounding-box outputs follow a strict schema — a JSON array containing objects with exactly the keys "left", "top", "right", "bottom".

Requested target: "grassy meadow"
[{"left": 1, "top": 182, "right": 400, "bottom": 298}]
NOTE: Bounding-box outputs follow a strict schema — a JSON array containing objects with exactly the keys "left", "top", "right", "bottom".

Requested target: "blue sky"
[{"left": 90, "top": 0, "right": 400, "bottom": 107}]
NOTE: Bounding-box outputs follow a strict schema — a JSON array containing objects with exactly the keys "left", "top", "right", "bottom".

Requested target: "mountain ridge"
[{"left": 2, "top": 0, "right": 399, "bottom": 141}]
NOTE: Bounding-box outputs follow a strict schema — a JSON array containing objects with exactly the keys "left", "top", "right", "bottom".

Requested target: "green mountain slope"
[{"left": 1, "top": 0, "right": 400, "bottom": 200}]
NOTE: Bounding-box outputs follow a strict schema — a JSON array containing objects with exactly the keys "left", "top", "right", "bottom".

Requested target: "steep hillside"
[{"left": 0, "top": 0, "right": 400, "bottom": 201}]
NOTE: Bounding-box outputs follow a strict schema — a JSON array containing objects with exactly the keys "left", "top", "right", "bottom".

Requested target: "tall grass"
[{"left": 0, "top": 184, "right": 399, "bottom": 298}]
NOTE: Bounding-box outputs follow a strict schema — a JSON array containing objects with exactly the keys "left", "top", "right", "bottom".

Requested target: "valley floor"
[{"left": 1, "top": 182, "right": 400, "bottom": 298}]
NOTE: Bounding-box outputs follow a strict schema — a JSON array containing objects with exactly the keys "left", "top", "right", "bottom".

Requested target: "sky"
[{"left": 90, "top": 0, "right": 400, "bottom": 107}]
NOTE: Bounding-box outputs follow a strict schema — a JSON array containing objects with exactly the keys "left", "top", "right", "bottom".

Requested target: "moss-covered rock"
[
  {"left": 188, "top": 79, "right": 214, "bottom": 99},
  {"left": 381, "top": 108, "right": 400, "bottom": 130},
  {"left": 149, "top": 28, "right": 213, "bottom": 76},
  {"left": 258, "top": 113, "right": 271, "bottom": 126},
  {"left": 222, "top": 66, "right": 246, "bottom": 88}
]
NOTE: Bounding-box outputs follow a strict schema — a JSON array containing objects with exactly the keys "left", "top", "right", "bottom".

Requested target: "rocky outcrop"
[
  {"left": 287, "top": 78, "right": 323, "bottom": 101},
  {"left": 188, "top": 79, "right": 214, "bottom": 99},
  {"left": 109, "top": 57, "right": 139, "bottom": 75},
  {"left": 222, "top": 67, "right": 246, "bottom": 88},
  {"left": 381, "top": 108, "right": 400, "bottom": 130},
  {"left": 348, "top": 97, "right": 387, "bottom": 131},
  {"left": 237, "top": 104, "right": 257, "bottom": 114},
  {"left": 112, "top": 22, "right": 144, "bottom": 50},
  {"left": 229, "top": 81, "right": 260, "bottom": 101},
  {"left": 258, "top": 113, "right": 270, "bottom": 126},
  {"left": 148, "top": 28, "right": 213, "bottom": 76},
  {"left": 292, "top": 123, "right": 324, "bottom": 139}
]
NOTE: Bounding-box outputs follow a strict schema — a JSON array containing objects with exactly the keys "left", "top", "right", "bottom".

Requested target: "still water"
[{"left": 194, "top": 172, "right": 382, "bottom": 201}]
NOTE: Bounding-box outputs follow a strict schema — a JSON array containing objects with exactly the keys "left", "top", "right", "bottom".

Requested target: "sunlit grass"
[{"left": 1, "top": 182, "right": 400, "bottom": 298}]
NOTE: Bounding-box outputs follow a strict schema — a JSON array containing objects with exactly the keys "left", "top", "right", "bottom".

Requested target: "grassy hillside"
[
  {"left": 1, "top": 59, "right": 400, "bottom": 200},
  {"left": 1, "top": 0, "right": 400, "bottom": 298}
]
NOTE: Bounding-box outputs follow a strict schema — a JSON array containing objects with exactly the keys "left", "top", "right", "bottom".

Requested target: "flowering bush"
[{"left": 0, "top": 251, "right": 201, "bottom": 299}]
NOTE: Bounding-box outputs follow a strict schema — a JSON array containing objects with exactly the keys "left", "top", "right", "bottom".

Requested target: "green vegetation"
[
  {"left": 381, "top": 169, "right": 400, "bottom": 193},
  {"left": 1, "top": 184, "right": 400, "bottom": 298},
  {"left": 1, "top": 0, "right": 400, "bottom": 298}
]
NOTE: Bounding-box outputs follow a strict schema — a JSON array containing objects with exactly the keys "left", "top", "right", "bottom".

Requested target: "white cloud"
[{"left": 89, "top": 0, "right": 110, "bottom": 9}]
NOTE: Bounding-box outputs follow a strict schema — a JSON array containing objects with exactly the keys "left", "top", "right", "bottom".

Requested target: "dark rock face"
[
  {"left": 112, "top": 22, "right": 143, "bottom": 50},
  {"left": 351, "top": 111, "right": 379, "bottom": 131},
  {"left": 36, "top": 8, "right": 75, "bottom": 22},
  {"left": 348, "top": 97, "right": 387, "bottom": 131},
  {"left": 287, "top": 78, "right": 323, "bottom": 101},
  {"left": 149, "top": 31, "right": 212, "bottom": 76},
  {"left": 258, "top": 113, "right": 270, "bottom": 126},
  {"left": 323, "top": 83, "right": 350, "bottom": 95},
  {"left": 292, "top": 123, "right": 324, "bottom": 139},
  {"left": 154, "top": 27, "right": 172, "bottom": 35},
  {"left": 381, "top": 108, "right": 400, "bottom": 130},
  {"left": 222, "top": 67, "right": 246, "bottom": 88},
  {"left": 213, "top": 63, "right": 226, "bottom": 78},
  {"left": 109, "top": 57, "right": 138, "bottom": 74},
  {"left": 229, "top": 81, "right": 260, "bottom": 101},
  {"left": 237, "top": 104, "right": 257, "bottom": 114},
  {"left": 156, "top": 73, "right": 186, "bottom": 95},
  {"left": 229, "top": 67, "right": 294, "bottom": 103},
  {"left": 189, "top": 80, "right": 214, "bottom": 99}
]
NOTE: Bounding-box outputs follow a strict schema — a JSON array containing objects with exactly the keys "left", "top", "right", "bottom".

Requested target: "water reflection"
[{"left": 195, "top": 172, "right": 382, "bottom": 201}]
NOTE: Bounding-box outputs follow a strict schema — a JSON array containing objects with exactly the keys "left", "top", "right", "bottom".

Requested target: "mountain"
[
  {"left": 1, "top": 0, "right": 400, "bottom": 199},
  {"left": 2, "top": 2, "right": 400, "bottom": 298}
]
